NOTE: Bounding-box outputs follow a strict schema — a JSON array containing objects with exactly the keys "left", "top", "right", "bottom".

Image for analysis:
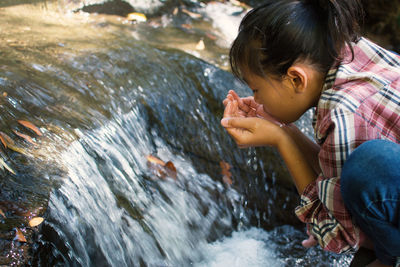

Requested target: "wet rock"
[{"left": 79, "top": 0, "right": 135, "bottom": 17}]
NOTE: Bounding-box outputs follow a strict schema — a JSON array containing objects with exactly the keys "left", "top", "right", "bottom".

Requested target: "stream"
[{"left": 0, "top": 1, "right": 352, "bottom": 266}]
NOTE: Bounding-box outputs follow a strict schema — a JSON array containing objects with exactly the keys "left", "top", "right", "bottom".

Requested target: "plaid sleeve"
[
  {"left": 295, "top": 175, "right": 364, "bottom": 253},
  {"left": 295, "top": 107, "right": 365, "bottom": 253}
]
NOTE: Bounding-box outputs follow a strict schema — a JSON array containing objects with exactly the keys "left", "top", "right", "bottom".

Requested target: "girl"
[{"left": 220, "top": 0, "right": 400, "bottom": 266}]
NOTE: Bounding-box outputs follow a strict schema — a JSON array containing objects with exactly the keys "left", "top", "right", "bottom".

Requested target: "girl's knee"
[{"left": 341, "top": 139, "right": 400, "bottom": 208}]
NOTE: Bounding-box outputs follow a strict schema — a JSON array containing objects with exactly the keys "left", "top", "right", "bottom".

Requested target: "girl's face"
[{"left": 242, "top": 67, "right": 323, "bottom": 124}]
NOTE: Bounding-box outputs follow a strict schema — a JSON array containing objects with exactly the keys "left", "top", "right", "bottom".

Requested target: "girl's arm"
[
  {"left": 221, "top": 114, "right": 317, "bottom": 194},
  {"left": 282, "top": 124, "right": 321, "bottom": 176}
]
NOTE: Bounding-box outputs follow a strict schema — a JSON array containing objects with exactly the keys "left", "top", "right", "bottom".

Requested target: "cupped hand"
[
  {"left": 221, "top": 101, "right": 285, "bottom": 148},
  {"left": 223, "top": 90, "right": 282, "bottom": 126}
]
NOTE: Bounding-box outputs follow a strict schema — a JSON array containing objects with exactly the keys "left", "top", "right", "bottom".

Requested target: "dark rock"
[{"left": 79, "top": 0, "right": 135, "bottom": 17}]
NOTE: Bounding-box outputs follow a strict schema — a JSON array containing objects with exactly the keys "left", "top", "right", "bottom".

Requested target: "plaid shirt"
[{"left": 295, "top": 37, "right": 400, "bottom": 253}]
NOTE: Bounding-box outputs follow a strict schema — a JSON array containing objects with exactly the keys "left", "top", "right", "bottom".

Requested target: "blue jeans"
[{"left": 341, "top": 140, "right": 400, "bottom": 266}]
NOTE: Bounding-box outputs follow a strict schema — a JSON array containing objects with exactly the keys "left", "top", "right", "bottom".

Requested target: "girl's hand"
[
  {"left": 223, "top": 90, "right": 282, "bottom": 126},
  {"left": 221, "top": 101, "right": 285, "bottom": 148}
]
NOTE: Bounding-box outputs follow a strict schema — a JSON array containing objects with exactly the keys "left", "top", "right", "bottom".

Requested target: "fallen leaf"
[
  {"left": 181, "top": 23, "right": 192, "bottom": 29},
  {"left": 205, "top": 33, "right": 217, "bottom": 40},
  {"left": 29, "top": 217, "right": 44, "bottom": 227},
  {"left": 195, "top": 39, "right": 205, "bottom": 50},
  {"left": 7, "top": 145, "right": 28, "bottom": 156},
  {"left": 147, "top": 155, "right": 165, "bottom": 166},
  {"left": 0, "top": 132, "right": 14, "bottom": 147},
  {"left": 17, "top": 120, "right": 43, "bottom": 136},
  {"left": 0, "top": 132, "right": 28, "bottom": 156},
  {"left": 165, "top": 161, "right": 176, "bottom": 172},
  {"left": 181, "top": 8, "right": 202, "bottom": 19},
  {"left": 147, "top": 155, "right": 177, "bottom": 180},
  {"left": 127, "top": 12, "right": 147, "bottom": 22},
  {"left": 13, "top": 130, "right": 36, "bottom": 145},
  {"left": 220, "top": 161, "right": 233, "bottom": 185},
  {"left": 0, "top": 208, "right": 5, "bottom": 218},
  {"left": 229, "top": 0, "right": 251, "bottom": 9},
  {"left": 0, "top": 134, "right": 7, "bottom": 148},
  {"left": 165, "top": 161, "right": 177, "bottom": 179},
  {"left": 14, "top": 228, "right": 26, "bottom": 242},
  {"left": 0, "top": 157, "right": 15, "bottom": 174}
]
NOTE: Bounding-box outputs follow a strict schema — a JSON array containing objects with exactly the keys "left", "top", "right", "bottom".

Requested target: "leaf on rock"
[
  {"left": 0, "top": 132, "right": 14, "bottom": 147},
  {"left": 165, "top": 161, "right": 176, "bottom": 172},
  {"left": 181, "top": 8, "right": 202, "bottom": 19},
  {"left": 147, "top": 155, "right": 166, "bottom": 166},
  {"left": 0, "top": 208, "right": 5, "bottom": 218},
  {"left": 14, "top": 228, "right": 27, "bottom": 242},
  {"left": 165, "top": 161, "right": 177, "bottom": 179},
  {"left": 13, "top": 130, "right": 36, "bottom": 145},
  {"left": 0, "top": 134, "right": 7, "bottom": 149},
  {"left": 17, "top": 120, "right": 43, "bottom": 136},
  {"left": 181, "top": 24, "right": 192, "bottom": 29},
  {"left": 0, "top": 132, "right": 28, "bottom": 155},
  {"left": 29, "top": 217, "right": 44, "bottom": 227},
  {"left": 146, "top": 155, "right": 177, "bottom": 180},
  {"left": 229, "top": 0, "right": 251, "bottom": 9},
  {"left": 220, "top": 161, "right": 233, "bottom": 185},
  {"left": 0, "top": 157, "right": 15, "bottom": 174},
  {"left": 205, "top": 33, "right": 217, "bottom": 40}
]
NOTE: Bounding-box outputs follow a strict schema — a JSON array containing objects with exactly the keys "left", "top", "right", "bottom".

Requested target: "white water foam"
[
  {"left": 201, "top": 2, "right": 247, "bottom": 48},
  {"left": 195, "top": 227, "right": 279, "bottom": 267}
]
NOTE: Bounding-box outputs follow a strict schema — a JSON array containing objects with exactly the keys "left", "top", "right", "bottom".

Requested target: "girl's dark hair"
[{"left": 230, "top": 0, "right": 363, "bottom": 80}]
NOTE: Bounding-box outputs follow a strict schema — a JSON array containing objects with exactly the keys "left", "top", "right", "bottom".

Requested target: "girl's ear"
[{"left": 286, "top": 65, "right": 308, "bottom": 94}]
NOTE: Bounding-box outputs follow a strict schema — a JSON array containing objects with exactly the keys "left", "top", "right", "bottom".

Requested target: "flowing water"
[{"left": 0, "top": 1, "right": 352, "bottom": 266}]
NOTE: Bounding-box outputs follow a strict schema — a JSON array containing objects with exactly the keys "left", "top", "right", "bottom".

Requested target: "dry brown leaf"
[
  {"left": 205, "top": 33, "right": 217, "bottom": 40},
  {"left": 165, "top": 161, "right": 177, "bottom": 179},
  {"left": 17, "top": 120, "right": 43, "bottom": 136},
  {"left": 220, "top": 161, "right": 233, "bottom": 185},
  {"left": 0, "top": 132, "right": 28, "bottom": 155},
  {"left": 147, "top": 156, "right": 177, "bottom": 180},
  {"left": 14, "top": 228, "right": 27, "bottom": 242},
  {"left": 229, "top": 0, "right": 251, "bottom": 9},
  {"left": 0, "top": 134, "right": 7, "bottom": 149},
  {"left": 0, "top": 208, "right": 5, "bottom": 218},
  {"left": 147, "top": 155, "right": 166, "bottom": 166},
  {"left": 13, "top": 130, "right": 36, "bottom": 145},
  {"left": 181, "top": 8, "right": 202, "bottom": 19},
  {"left": 0, "top": 131, "right": 14, "bottom": 147},
  {"left": 181, "top": 24, "right": 192, "bottom": 29},
  {"left": 29, "top": 217, "right": 44, "bottom": 227},
  {"left": 165, "top": 161, "right": 176, "bottom": 172}
]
